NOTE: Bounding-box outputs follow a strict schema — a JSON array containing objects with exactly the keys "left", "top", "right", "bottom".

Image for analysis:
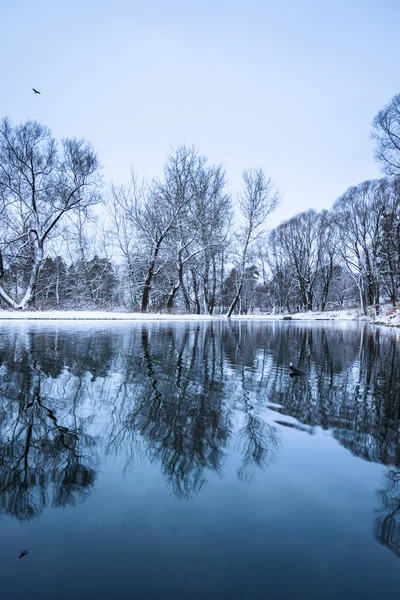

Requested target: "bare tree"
[
  {"left": 265, "top": 228, "right": 298, "bottom": 313},
  {"left": 166, "top": 162, "right": 232, "bottom": 314},
  {"left": 106, "top": 178, "right": 145, "bottom": 308},
  {"left": 378, "top": 177, "right": 400, "bottom": 306},
  {"left": 269, "top": 210, "right": 321, "bottom": 312},
  {"left": 116, "top": 147, "right": 206, "bottom": 313},
  {"left": 333, "top": 180, "right": 385, "bottom": 315},
  {"left": 35, "top": 256, "right": 68, "bottom": 307},
  {"left": 0, "top": 118, "right": 101, "bottom": 309},
  {"left": 226, "top": 169, "right": 279, "bottom": 318},
  {"left": 315, "top": 210, "right": 339, "bottom": 311},
  {"left": 107, "top": 146, "right": 231, "bottom": 314},
  {"left": 372, "top": 93, "right": 400, "bottom": 176},
  {"left": 194, "top": 165, "right": 232, "bottom": 314}
]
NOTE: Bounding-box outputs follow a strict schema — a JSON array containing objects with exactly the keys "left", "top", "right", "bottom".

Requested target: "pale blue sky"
[{"left": 1, "top": 0, "right": 399, "bottom": 225}]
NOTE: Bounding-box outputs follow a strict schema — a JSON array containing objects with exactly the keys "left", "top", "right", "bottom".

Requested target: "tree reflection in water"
[
  {"left": 107, "top": 325, "right": 232, "bottom": 498},
  {"left": 0, "top": 333, "right": 97, "bottom": 520},
  {"left": 375, "top": 468, "right": 400, "bottom": 558},
  {"left": 0, "top": 321, "right": 399, "bottom": 562}
]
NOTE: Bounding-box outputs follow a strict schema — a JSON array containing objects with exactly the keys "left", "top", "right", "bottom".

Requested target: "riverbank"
[
  {"left": 0, "top": 306, "right": 399, "bottom": 326},
  {"left": 288, "top": 305, "right": 400, "bottom": 328}
]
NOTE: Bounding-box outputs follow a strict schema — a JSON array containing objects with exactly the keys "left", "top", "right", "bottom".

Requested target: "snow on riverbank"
[
  {"left": 0, "top": 306, "right": 399, "bottom": 326},
  {"left": 0, "top": 310, "right": 221, "bottom": 321},
  {"left": 290, "top": 306, "right": 400, "bottom": 327}
]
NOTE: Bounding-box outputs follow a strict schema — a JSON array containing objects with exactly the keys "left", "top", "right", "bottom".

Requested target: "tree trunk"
[
  {"left": 321, "top": 290, "right": 327, "bottom": 312},
  {"left": 359, "top": 283, "right": 367, "bottom": 315},
  {"left": 202, "top": 253, "right": 210, "bottom": 314},
  {"left": 141, "top": 241, "right": 162, "bottom": 313},
  {"left": 306, "top": 289, "right": 313, "bottom": 312},
  {"left": 141, "top": 269, "right": 153, "bottom": 313},
  {"left": 208, "top": 254, "right": 217, "bottom": 315},
  {"left": 190, "top": 268, "right": 200, "bottom": 314},
  {"left": 0, "top": 245, "right": 44, "bottom": 309},
  {"left": 179, "top": 265, "right": 191, "bottom": 313},
  {"left": 227, "top": 281, "right": 243, "bottom": 318},
  {"left": 0, "top": 286, "right": 19, "bottom": 309},
  {"left": 167, "top": 282, "right": 180, "bottom": 312},
  {"left": 374, "top": 280, "right": 380, "bottom": 315},
  {"left": 55, "top": 266, "right": 60, "bottom": 306},
  {"left": 17, "top": 246, "right": 44, "bottom": 309}
]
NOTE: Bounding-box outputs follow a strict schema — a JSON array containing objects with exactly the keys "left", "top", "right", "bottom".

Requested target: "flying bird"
[
  {"left": 32, "top": 88, "right": 41, "bottom": 94},
  {"left": 19, "top": 550, "right": 29, "bottom": 559}
]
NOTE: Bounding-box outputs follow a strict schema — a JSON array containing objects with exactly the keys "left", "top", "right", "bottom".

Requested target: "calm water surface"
[{"left": 0, "top": 320, "right": 400, "bottom": 599}]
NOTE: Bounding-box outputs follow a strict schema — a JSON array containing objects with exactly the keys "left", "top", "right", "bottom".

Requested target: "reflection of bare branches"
[
  {"left": 236, "top": 411, "right": 279, "bottom": 483},
  {"left": 261, "top": 324, "right": 400, "bottom": 468},
  {"left": 106, "top": 325, "right": 231, "bottom": 499},
  {"left": 1, "top": 318, "right": 399, "bottom": 532},
  {"left": 130, "top": 384, "right": 229, "bottom": 500},
  {"left": 0, "top": 401, "right": 97, "bottom": 520},
  {"left": 375, "top": 468, "right": 400, "bottom": 558},
  {"left": 226, "top": 323, "right": 281, "bottom": 484},
  {"left": 0, "top": 343, "right": 98, "bottom": 521}
]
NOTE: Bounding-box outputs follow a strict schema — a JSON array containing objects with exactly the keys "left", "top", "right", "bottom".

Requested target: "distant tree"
[
  {"left": 266, "top": 228, "right": 298, "bottom": 313},
  {"left": 372, "top": 93, "right": 400, "bottom": 176},
  {"left": 66, "top": 255, "right": 119, "bottom": 308},
  {"left": 35, "top": 256, "right": 68, "bottom": 307},
  {"left": 226, "top": 168, "right": 279, "bottom": 317},
  {"left": 222, "top": 265, "right": 260, "bottom": 314},
  {"left": 325, "top": 264, "right": 359, "bottom": 307},
  {"left": 315, "top": 210, "right": 339, "bottom": 311},
  {"left": 222, "top": 267, "right": 238, "bottom": 310},
  {"left": 88, "top": 256, "right": 119, "bottom": 305},
  {"left": 378, "top": 177, "right": 400, "bottom": 306},
  {"left": 107, "top": 180, "right": 144, "bottom": 308},
  {"left": 0, "top": 118, "right": 101, "bottom": 309},
  {"left": 268, "top": 210, "right": 321, "bottom": 312},
  {"left": 240, "top": 265, "right": 261, "bottom": 314},
  {"left": 333, "top": 179, "right": 385, "bottom": 315}
]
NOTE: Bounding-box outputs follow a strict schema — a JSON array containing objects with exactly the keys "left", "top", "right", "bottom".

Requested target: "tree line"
[{"left": 0, "top": 92, "right": 399, "bottom": 314}]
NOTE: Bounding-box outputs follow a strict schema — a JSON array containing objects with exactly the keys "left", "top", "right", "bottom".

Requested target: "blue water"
[{"left": 0, "top": 320, "right": 399, "bottom": 599}]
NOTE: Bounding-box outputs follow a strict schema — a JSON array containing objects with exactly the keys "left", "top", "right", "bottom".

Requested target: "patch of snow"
[{"left": 289, "top": 309, "right": 368, "bottom": 321}]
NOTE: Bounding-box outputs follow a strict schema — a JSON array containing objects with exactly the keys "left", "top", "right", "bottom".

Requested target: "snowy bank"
[
  {"left": 288, "top": 305, "right": 400, "bottom": 328},
  {"left": 0, "top": 310, "right": 223, "bottom": 321},
  {"left": 0, "top": 306, "right": 399, "bottom": 327}
]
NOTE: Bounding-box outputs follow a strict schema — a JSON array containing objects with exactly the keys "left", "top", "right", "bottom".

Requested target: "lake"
[{"left": 0, "top": 319, "right": 400, "bottom": 599}]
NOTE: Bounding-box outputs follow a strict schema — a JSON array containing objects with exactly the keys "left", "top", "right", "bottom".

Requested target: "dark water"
[{"left": 0, "top": 320, "right": 400, "bottom": 599}]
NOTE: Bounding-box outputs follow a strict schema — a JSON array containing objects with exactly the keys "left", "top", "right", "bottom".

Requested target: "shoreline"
[{"left": 0, "top": 308, "right": 399, "bottom": 327}]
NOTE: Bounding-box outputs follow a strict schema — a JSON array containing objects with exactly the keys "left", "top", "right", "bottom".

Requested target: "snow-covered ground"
[
  {"left": 289, "top": 306, "right": 400, "bottom": 327},
  {"left": 0, "top": 310, "right": 220, "bottom": 321},
  {"left": 0, "top": 306, "right": 399, "bottom": 327}
]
